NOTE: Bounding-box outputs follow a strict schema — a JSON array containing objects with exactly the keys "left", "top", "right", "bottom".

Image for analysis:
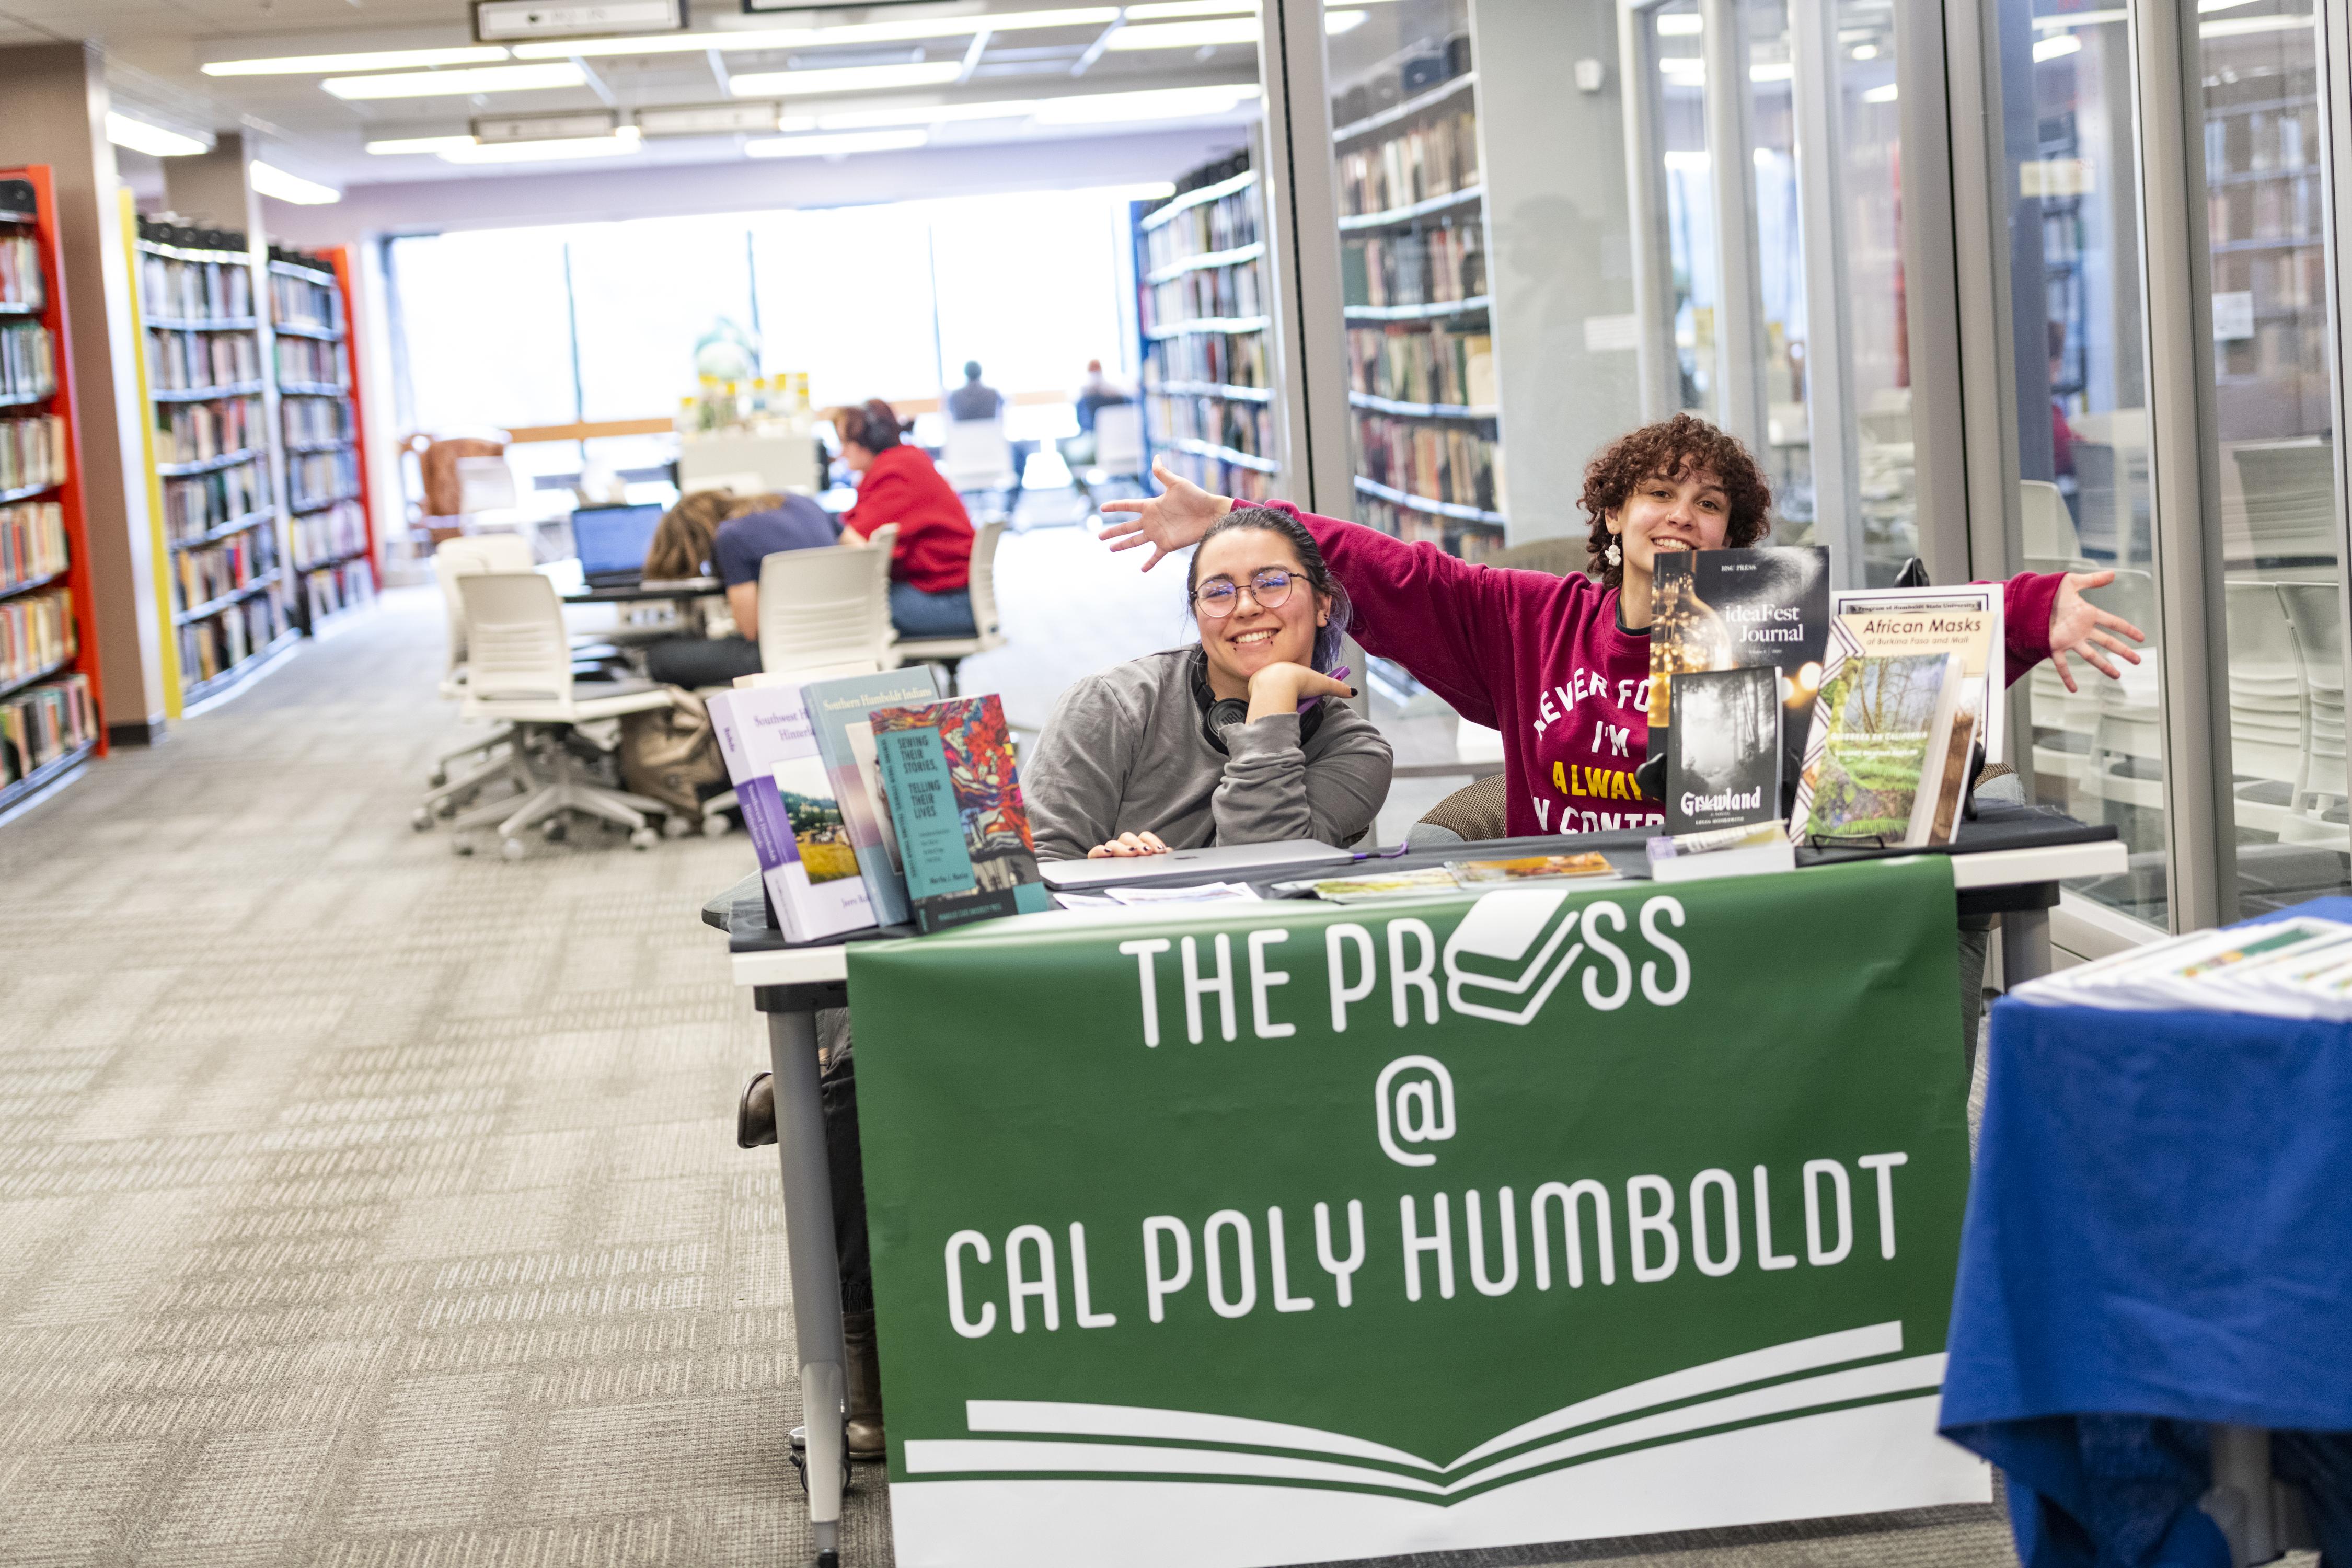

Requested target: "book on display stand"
[{"left": 0, "top": 165, "right": 105, "bottom": 813}]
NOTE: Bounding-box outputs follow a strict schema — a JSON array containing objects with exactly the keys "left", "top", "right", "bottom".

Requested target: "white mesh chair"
[
  {"left": 454, "top": 572, "right": 676, "bottom": 858},
  {"left": 2278, "top": 581, "right": 2348, "bottom": 844},
  {"left": 890, "top": 521, "right": 1008, "bottom": 695},
  {"left": 1086, "top": 402, "right": 1146, "bottom": 498},
  {"left": 2225, "top": 581, "right": 2310, "bottom": 836},
  {"left": 940, "top": 419, "right": 1017, "bottom": 514},
  {"left": 417, "top": 534, "right": 540, "bottom": 828},
  {"left": 758, "top": 540, "right": 896, "bottom": 677}
]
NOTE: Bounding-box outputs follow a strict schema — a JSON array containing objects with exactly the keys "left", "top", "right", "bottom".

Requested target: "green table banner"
[{"left": 848, "top": 857, "right": 1987, "bottom": 1568}]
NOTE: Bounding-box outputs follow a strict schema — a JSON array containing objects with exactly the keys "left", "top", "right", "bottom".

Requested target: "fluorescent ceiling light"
[
  {"left": 1656, "top": 13, "right": 1704, "bottom": 33},
  {"left": 729, "top": 61, "right": 965, "bottom": 97},
  {"left": 2199, "top": 0, "right": 2261, "bottom": 10},
  {"left": 1032, "top": 85, "right": 1257, "bottom": 122},
  {"left": 1851, "top": 42, "right": 1880, "bottom": 57},
  {"left": 106, "top": 113, "right": 211, "bottom": 157},
  {"left": 1127, "top": 0, "right": 1256, "bottom": 15},
  {"left": 2201, "top": 11, "right": 2313, "bottom": 32},
  {"left": 441, "top": 128, "right": 644, "bottom": 163},
  {"left": 515, "top": 7, "right": 1120, "bottom": 59},
  {"left": 744, "top": 129, "right": 930, "bottom": 157},
  {"left": 250, "top": 160, "right": 341, "bottom": 204},
  {"left": 1326, "top": 9, "right": 1369, "bottom": 31},
  {"left": 1863, "top": 82, "right": 1899, "bottom": 101},
  {"left": 324, "top": 62, "right": 585, "bottom": 99},
  {"left": 365, "top": 134, "right": 482, "bottom": 154},
  {"left": 816, "top": 99, "right": 1043, "bottom": 129},
  {"left": 1662, "top": 150, "right": 1709, "bottom": 172},
  {"left": 1659, "top": 55, "right": 1705, "bottom": 74},
  {"left": 2031, "top": 8, "right": 2127, "bottom": 26},
  {"left": 637, "top": 102, "right": 789, "bottom": 135},
  {"left": 1106, "top": 17, "right": 1258, "bottom": 46},
  {"left": 2034, "top": 32, "right": 2083, "bottom": 57},
  {"left": 202, "top": 44, "right": 510, "bottom": 75},
  {"left": 1750, "top": 60, "right": 1794, "bottom": 79}
]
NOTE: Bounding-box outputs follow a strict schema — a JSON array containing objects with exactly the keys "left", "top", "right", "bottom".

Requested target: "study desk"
[{"left": 704, "top": 809, "right": 2124, "bottom": 1568}]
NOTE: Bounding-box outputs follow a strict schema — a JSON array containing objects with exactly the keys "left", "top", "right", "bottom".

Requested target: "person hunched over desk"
[
  {"left": 825, "top": 399, "right": 978, "bottom": 640},
  {"left": 641, "top": 487, "right": 839, "bottom": 688}
]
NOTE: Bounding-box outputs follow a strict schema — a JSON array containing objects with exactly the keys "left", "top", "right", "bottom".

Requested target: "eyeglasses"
[{"left": 1193, "top": 568, "right": 1295, "bottom": 618}]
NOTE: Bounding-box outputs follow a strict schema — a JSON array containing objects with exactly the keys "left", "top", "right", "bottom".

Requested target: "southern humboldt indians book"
[
  {"left": 803, "top": 666, "right": 946, "bottom": 929},
  {"left": 1786, "top": 651, "right": 1967, "bottom": 846},
  {"left": 1665, "top": 665, "right": 1782, "bottom": 834},
  {"left": 1645, "top": 546, "right": 1829, "bottom": 806},
  {"left": 868, "top": 694, "right": 1051, "bottom": 934},
  {"left": 1829, "top": 584, "right": 2006, "bottom": 763},
  {"left": 707, "top": 686, "right": 876, "bottom": 942}
]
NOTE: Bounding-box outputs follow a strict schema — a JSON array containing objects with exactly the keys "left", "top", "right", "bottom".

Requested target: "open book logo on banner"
[{"left": 1442, "top": 888, "right": 1694, "bottom": 1026}]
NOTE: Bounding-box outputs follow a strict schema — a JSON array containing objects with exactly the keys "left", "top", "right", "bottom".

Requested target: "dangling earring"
[{"left": 1605, "top": 539, "right": 1622, "bottom": 568}]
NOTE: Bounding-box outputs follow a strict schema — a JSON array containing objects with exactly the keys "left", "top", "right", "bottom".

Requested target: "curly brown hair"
[{"left": 1578, "top": 413, "right": 1772, "bottom": 587}]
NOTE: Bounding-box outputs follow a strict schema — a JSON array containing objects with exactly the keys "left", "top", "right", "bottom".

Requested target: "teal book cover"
[
  {"left": 869, "top": 694, "right": 1050, "bottom": 935},
  {"left": 803, "top": 667, "right": 944, "bottom": 929}
]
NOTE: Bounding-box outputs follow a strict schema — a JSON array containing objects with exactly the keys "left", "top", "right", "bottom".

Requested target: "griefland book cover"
[{"left": 1665, "top": 665, "right": 1782, "bottom": 835}]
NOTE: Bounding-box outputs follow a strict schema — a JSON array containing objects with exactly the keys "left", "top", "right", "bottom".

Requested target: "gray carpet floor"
[{"left": 0, "top": 589, "right": 2024, "bottom": 1568}]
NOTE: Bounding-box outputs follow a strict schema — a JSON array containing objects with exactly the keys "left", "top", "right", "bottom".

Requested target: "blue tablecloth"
[{"left": 1940, "top": 897, "right": 2352, "bottom": 1566}]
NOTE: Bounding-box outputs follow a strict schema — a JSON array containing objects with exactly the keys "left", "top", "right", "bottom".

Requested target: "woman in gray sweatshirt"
[{"left": 1025, "top": 506, "right": 1394, "bottom": 861}]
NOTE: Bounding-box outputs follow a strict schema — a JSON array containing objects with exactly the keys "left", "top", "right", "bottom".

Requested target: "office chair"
[
  {"left": 1083, "top": 403, "right": 1147, "bottom": 504},
  {"left": 940, "top": 419, "right": 1018, "bottom": 516},
  {"left": 417, "top": 535, "right": 541, "bottom": 829},
  {"left": 451, "top": 572, "right": 677, "bottom": 858},
  {"left": 890, "top": 521, "right": 1008, "bottom": 696}
]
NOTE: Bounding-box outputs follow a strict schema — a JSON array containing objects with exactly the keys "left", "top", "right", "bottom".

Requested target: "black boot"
[
  {"left": 844, "top": 1309, "right": 885, "bottom": 1460},
  {"left": 736, "top": 1071, "right": 776, "bottom": 1148}
]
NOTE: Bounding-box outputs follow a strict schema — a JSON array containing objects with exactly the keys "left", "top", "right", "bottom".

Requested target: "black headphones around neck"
[{"left": 1189, "top": 648, "right": 1325, "bottom": 756}]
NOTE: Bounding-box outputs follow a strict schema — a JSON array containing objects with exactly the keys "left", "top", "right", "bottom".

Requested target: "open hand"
[
  {"left": 1088, "top": 830, "right": 1171, "bottom": 859},
  {"left": 2047, "top": 570, "right": 2148, "bottom": 693},
  {"left": 1096, "top": 459, "right": 1233, "bottom": 571}
]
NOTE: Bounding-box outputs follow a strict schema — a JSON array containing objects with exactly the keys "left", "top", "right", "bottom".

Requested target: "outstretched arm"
[
  {"left": 2000, "top": 569, "right": 2147, "bottom": 689},
  {"left": 1096, "top": 459, "right": 1234, "bottom": 569}
]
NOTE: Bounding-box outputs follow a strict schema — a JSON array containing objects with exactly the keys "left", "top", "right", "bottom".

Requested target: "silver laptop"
[{"left": 1041, "top": 840, "right": 1355, "bottom": 890}]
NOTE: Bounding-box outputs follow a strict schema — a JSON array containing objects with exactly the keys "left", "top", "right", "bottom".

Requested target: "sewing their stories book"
[
  {"left": 868, "top": 693, "right": 1051, "bottom": 935},
  {"left": 802, "top": 665, "right": 945, "bottom": 929}
]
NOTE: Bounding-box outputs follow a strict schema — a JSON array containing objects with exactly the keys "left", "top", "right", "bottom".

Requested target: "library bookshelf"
[
  {"left": 1331, "top": 62, "right": 1507, "bottom": 560},
  {"left": 131, "top": 214, "right": 297, "bottom": 715},
  {"left": 0, "top": 165, "right": 105, "bottom": 817},
  {"left": 1135, "top": 154, "right": 1282, "bottom": 502},
  {"left": 271, "top": 244, "right": 374, "bottom": 635}
]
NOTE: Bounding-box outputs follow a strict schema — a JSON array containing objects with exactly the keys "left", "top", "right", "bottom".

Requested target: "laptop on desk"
[
  {"left": 1040, "top": 840, "right": 1354, "bottom": 890},
  {"left": 571, "top": 502, "right": 664, "bottom": 589}
]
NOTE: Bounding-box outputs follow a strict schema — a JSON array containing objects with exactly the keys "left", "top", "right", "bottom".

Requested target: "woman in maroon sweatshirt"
[{"left": 1102, "top": 414, "right": 2146, "bottom": 838}]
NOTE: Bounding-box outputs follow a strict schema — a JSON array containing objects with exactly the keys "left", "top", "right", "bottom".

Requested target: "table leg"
[
  {"left": 2002, "top": 905, "right": 2054, "bottom": 987},
  {"left": 767, "top": 1005, "right": 846, "bottom": 1567},
  {"left": 2205, "top": 1425, "right": 2279, "bottom": 1567}
]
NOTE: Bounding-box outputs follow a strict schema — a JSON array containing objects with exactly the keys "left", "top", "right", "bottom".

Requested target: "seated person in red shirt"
[
  {"left": 826, "top": 399, "right": 979, "bottom": 639},
  {"left": 641, "top": 487, "right": 839, "bottom": 688}
]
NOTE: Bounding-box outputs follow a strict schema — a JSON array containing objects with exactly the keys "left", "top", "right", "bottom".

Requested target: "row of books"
[
  {"left": 1, "top": 671, "right": 94, "bottom": 789},
  {"left": 1146, "top": 262, "right": 1266, "bottom": 330},
  {"left": 301, "top": 558, "right": 375, "bottom": 625},
  {"left": 2209, "top": 181, "right": 2318, "bottom": 245},
  {"left": 154, "top": 396, "right": 263, "bottom": 466},
  {"left": 268, "top": 270, "right": 343, "bottom": 335},
  {"left": 179, "top": 590, "right": 286, "bottom": 683},
  {"left": 2014, "top": 915, "right": 2352, "bottom": 1018},
  {"left": 1358, "top": 497, "right": 1501, "bottom": 552},
  {"left": 147, "top": 329, "right": 259, "bottom": 394},
  {"left": 1146, "top": 394, "right": 1274, "bottom": 464},
  {"left": 1342, "top": 224, "right": 1488, "bottom": 310},
  {"left": 1156, "top": 445, "right": 1277, "bottom": 504},
  {"left": 1, "top": 321, "right": 55, "bottom": 401},
  {"left": 1347, "top": 324, "right": 1497, "bottom": 408},
  {"left": 273, "top": 337, "right": 345, "bottom": 388},
  {"left": 0, "top": 233, "right": 44, "bottom": 310},
  {"left": 1140, "top": 183, "right": 1261, "bottom": 276},
  {"left": 1355, "top": 415, "right": 1503, "bottom": 513},
  {"left": 293, "top": 499, "right": 366, "bottom": 570},
  {"left": 1, "top": 412, "right": 66, "bottom": 493},
  {"left": 1146, "top": 329, "right": 1269, "bottom": 390},
  {"left": 175, "top": 528, "right": 275, "bottom": 613},
  {"left": 163, "top": 463, "right": 268, "bottom": 543},
  {"left": 1, "top": 500, "right": 66, "bottom": 592},
  {"left": 1, "top": 586, "right": 73, "bottom": 684},
  {"left": 283, "top": 396, "right": 351, "bottom": 447},
  {"left": 290, "top": 448, "right": 359, "bottom": 511},
  {"left": 712, "top": 673, "right": 1050, "bottom": 941},
  {"left": 2208, "top": 101, "right": 2318, "bottom": 172},
  {"left": 142, "top": 253, "right": 253, "bottom": 323},
  {"left": 1338, "top": 107, "right": 1481, "bottom": 220}
]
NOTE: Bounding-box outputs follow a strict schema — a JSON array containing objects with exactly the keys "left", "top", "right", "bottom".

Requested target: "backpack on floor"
[{"left": 620, "top": 688, "right": 727, "bottom": 818}]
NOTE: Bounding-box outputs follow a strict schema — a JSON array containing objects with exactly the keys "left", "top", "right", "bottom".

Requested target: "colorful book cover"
[
  {"left": 803, "top": 667, "right": 944, "bottom": 929},
  {"left": 708, "top": 685, "right": 876, "bottom": 943},
  {"left": 868, "top": 694, "right": 1050, "bottom": 935},
  {"left": 1645, "top": 547, "right": 1829, "bottom": 802},
  {"left": 1788, "top": 651, "right": 1963, "bottom": 847},
  {"left": 1665, "top": 665, "right": 1782, "bottom": 835},
  {"left": 1445, "top": 853, "right": 1615, "bottom": 884},
  {"left": 1829, "top": 584, "right": 2005, "bottom": 763}
]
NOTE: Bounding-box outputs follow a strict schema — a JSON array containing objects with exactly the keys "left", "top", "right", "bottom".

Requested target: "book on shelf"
[
  {"left": 708, "top": 684, "right": 878, "bottom": 943},
  {"left": 1828, "top": 583, "right": 2006, "bottom": 763},
  {"left": 1, "top": 499, "right": 66, "bottom": 589},
  {"left": 1, "top": 319, "right": 56, "bottom": 399},
  {"left": 1, "top": 231, "right": 48, "bottom": 310},
  {"left": 1341, "top": 224, "right": 1485, "bottom": 310},
  {"left": 1, "top": 668, "right": 94, "bottom": 787},
  {"left": 0, "top": 411, "right": 65, "bottom": 491},
  {"left": 1645, "top": 546, "right": 1830, "bottom": 804},
  {"left": 1335, "top": 105, "right": 1479, "bottom": 217},
  {"left": 1665, "top": 665, "right": 1782, "bottom": 835},
  {"left": 1, "top": 585, "right": 74, "bottom": 682},
  {"left": 1786, "top": 651, "right": 1969, "bottom": 847},
  {"left": 1348, "top": 324, "right": 1494, "bottom": 408},
  {"left": 802, "top": 666, "right": 947, "bottom": 930},
  {"left": 868, "top": 693, "right": 1050, "bottom": 934}
]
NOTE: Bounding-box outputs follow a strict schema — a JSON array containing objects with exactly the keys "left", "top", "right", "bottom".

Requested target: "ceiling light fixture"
[
  {"left": 1104, "top": 16, "right": 1262, "bottom": 47},
  {"left": 2029, "top": 9, "right": 2126, "bottom": 26},
  {"left": 322, "top": 62, "right": 585, "bottom": 100},
  {"left": 440, "top": 128, "right": 645, "bottom": 163},
  {"left": 2200, "top": 11, "right": 2312, "bottom": 33},
  {"left": 106, "top": 113, "right": 212, "bottom": 158},
  {"left": 744, "top": 128, "right": 930, "bottom": 158},
  {"left": 815, "top": 99, "right": 1044, "bottom": 130},
  {"left": 1126, "top": 0, "right": 1256, "bottom": 15},
  {"left": 202, "top": 44, "right": 511, "bottom": 75},
  {"left": 515, "top": 7, "right": 1120, "bottom": 60},
  {"left": 1749, "top": 60, "right": 1794, "bottom": 80},
  {"left": 1031, "top": 84, "right": 1258, "bottom": 122},
  {"left": 1655, "top": 13, "right": 1704, "bottom": 34},
  {"left": 1862, "top": 82, "right": 1899, "bottom": 101},
  {"left": 250, "top": 160, "right": 341, "bottom": 204},
  {"left": 728, "top": 61, "right": 965, "bottom": 97},
  {"left": 365, "top": 134, "right": 483, "bottom": 155},
  {"left": 2033, "top": 32, "right": 2083, "bottom": 58}
]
